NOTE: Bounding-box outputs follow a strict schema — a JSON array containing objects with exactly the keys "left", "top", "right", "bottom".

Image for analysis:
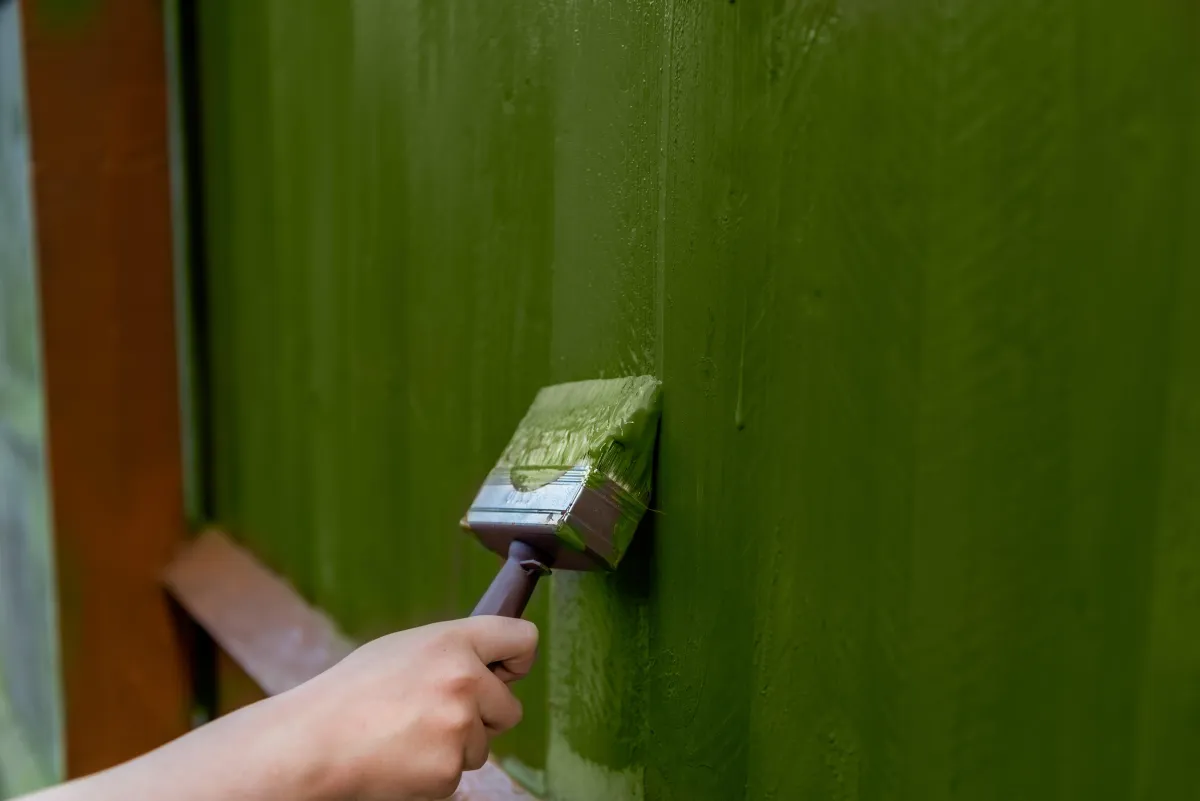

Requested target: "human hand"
[{"left": 281, "top": 616, "right": 539, "bottom": 801}]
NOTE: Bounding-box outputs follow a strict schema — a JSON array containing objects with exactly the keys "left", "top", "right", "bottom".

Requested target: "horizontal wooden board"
[{"left": 165, "top": 529, "right": 532, "bottom": 799}]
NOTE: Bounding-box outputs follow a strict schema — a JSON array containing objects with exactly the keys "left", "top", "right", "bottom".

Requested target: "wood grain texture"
[
  {"left": 20, "top": 0, "right": 191, "bottom": 778},
  {"left": 192, "top": 0, "right": 555, "bottom": 771},
  {"left": 192, "top": 1, "right": 1200, "bottom": 799}
]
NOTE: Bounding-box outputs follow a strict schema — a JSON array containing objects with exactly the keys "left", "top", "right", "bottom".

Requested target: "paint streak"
[
  {"left": 196, "top": 0, "right": 1200, "bottom": 799},
  {"left": 195, "top": 0, "right": 556, "bottom": 771},
  {"left": 499, "top": 375, "right": 660, "bottom": 498}
]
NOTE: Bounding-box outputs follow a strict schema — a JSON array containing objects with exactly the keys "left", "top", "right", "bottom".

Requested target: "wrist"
[
  {"left": 242, "top": 688, "right": 350, "bottom": 801},
  {"left": 168, "top": 687, "right": 350, "bottom": 801}
]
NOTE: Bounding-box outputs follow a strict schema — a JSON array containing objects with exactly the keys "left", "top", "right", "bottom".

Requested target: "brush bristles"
[
  {"left": 470, "top": 375, "right": 662, "bottom": 569},
  {"left": 497, "top": 375, "right": 661, "bottom": 501}
]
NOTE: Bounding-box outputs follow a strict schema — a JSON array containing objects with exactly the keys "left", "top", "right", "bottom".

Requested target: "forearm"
[
  {"left": 19, "top": 693, "right": 342, "bottom": 801},
  {"left": 14, "top": 617, "right": 538, "bottom": 801}
]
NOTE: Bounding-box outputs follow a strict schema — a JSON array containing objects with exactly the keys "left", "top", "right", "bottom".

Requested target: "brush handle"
[{"left": 471, "top": 540, "right": 551, "bottom": 618}]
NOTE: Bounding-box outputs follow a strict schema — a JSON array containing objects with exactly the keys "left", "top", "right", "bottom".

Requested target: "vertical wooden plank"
[
  {"left": 543, "top": 2, "right": 665, "bottom": 798},
  {"left": 187, "top": 1, "right": 1200, "bottom": 799},
  {"left": 19, "top": 0, "right": 191, "bottom": 778},
  {"left": 193, "top": 0, "right": 557, "bottom": 772}
]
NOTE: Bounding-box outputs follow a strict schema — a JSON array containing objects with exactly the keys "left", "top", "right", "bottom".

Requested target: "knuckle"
[
  {"left": 428, "top": 697, "right": 475, "bottom": 738},
  {"left": 428, "top": 753, "right": 463, "bottom": 797},
  {"left": 445, "top": 702, "right": 476, "bottom": 734},
  {"left": 440, "top": 666, "right": 478, "bottom": 699}
]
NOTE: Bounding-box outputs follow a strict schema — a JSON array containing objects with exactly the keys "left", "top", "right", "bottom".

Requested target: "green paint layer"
[
  {"left": 498, "top": 375, "right": 661, "bottom": 559},
  {"left": 194, "top": 0, "right": 556, "bottom": 770},
  {"left": 194, "top": 0, "right": 1200, "bottom": 799},
  {"left": 500, "top": 375, "right": 661, "bottom": 497}
]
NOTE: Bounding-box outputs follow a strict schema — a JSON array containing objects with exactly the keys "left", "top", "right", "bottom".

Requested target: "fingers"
[
  {"left": 462, "top": 715, "right": 489, "bottom": 772},
  {"left": 489, "top": 640, "right": 538, "bottom": 684},
  {"left": 475, "top": 671, "right": 524, "bottom": 735},
  {"left": 490, "top": 662, "right": 529, "bottom": 684},
  {"left": 462, "top": 617, "right": 539, "bottom": 678}
]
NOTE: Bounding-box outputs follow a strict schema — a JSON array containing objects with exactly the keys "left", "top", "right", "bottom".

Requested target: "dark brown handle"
[{"left": 471, "top": 540, "right": 550, "bottom": 618}]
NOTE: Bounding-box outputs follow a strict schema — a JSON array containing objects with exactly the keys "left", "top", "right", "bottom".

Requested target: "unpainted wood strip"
[
  {"left": 20, "top": 0, "right": 191, "bottom": 776},
  {"left": 164, "top": 529, "right": 354, "bottom": 696}
]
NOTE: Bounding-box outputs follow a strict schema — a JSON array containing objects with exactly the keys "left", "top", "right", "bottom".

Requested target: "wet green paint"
[
  {"left": 500, "top": 376, "right": 660, "bottom": 496},
  {"left": 555, "top": 524, "right": 587, "bottom": 555},
  {"left": 497, "top": 376, "right": 660, "bottom": 559},
  {"left": 194, "top": 0, "right": 1200, "bottom": 799},
  {"left": 194, "top": 0, "right": 556, "bottom": 770}
]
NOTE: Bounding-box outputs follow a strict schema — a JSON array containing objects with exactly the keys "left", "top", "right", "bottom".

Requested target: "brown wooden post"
[{"left": 19, "top": 0, "right": 191, "bottom": 777}]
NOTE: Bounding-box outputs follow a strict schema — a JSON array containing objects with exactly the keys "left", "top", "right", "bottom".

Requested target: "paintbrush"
[{"left": 461, "top": 375, "right": 662, "bottom": 618}]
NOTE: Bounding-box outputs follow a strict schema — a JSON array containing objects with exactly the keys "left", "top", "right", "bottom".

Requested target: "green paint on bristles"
[
  {"left": 557, "top": 523, "right": 589, "bottom": 553},
  {"left": 499, "top": 375, "right": 661, "bottom": 496},
  {"left": 497, "top": 375, "right": 661, "bottom": 556}
]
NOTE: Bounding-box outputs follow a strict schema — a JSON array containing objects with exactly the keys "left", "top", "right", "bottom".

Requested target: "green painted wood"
[
  {"left": 0, "top": 0, "right": 61, "bottom": 792},
  {"left": 194, "top": 0, "right": 556, "bottom": 771},
  {"left": 194, "top": 0, "right": 1200, "bottom": 798}
]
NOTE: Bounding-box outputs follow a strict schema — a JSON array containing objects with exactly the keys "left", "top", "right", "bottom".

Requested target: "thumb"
[{"left": 462, "top": 616, "right": 539, "bottom": 678}]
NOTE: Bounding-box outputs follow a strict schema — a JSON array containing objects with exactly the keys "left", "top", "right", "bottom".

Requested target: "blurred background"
[{"left": 1, "top": 1, "right": 1198, "bottom": 799}]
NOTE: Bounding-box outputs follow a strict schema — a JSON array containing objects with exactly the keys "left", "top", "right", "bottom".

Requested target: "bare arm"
[
  {"left": 21, "top": 694, "right": 337, "bottom": 801},
  {"left": 19, "top": 616, "right": 538, "bottom": 801}
]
